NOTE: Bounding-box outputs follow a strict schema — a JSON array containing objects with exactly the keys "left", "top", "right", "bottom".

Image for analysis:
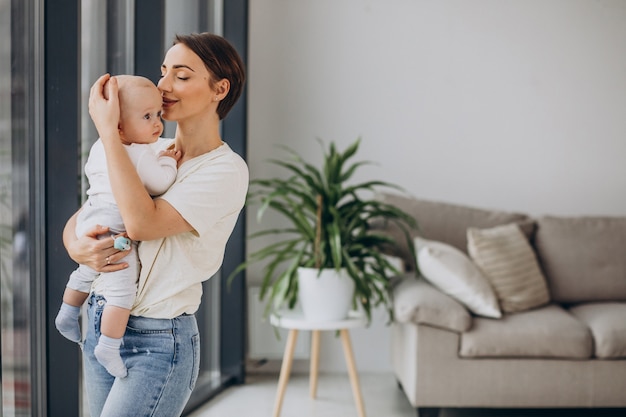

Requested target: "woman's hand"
[
  {"left": 88, "top": 74, "right": 120, "bottom": 140},
  {"left": 66, "top": 224, "right": 130, "bottom": 272}
]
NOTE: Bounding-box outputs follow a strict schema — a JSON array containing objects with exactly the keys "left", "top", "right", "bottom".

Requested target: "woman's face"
[{"left": 158, "top": 43, "right": 216, "bottom": 122}]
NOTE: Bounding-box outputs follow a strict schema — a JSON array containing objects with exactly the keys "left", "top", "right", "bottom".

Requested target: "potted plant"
[{"left": 230, "top": 138, "right": 417, "bottom": 324}]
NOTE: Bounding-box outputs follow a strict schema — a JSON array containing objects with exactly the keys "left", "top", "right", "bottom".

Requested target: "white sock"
[
  {"left": 55, "top": 303, "right": 81, "bottom": 342},
  {"left": 94, "top": 334, "right": 127, "bottom": 378}
]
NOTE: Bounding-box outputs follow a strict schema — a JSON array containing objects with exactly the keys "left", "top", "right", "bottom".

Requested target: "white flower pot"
[{"left": 297, "top": 267, "right": 355, "bottom": 322}]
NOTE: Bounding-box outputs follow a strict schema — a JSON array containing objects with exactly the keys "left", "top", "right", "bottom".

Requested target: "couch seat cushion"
[
  {"left": 460, "top": 304, "right": 592, "bottom": 359},
  {"left": 569, "top": 302, "right": 626, "bottom": 359}
]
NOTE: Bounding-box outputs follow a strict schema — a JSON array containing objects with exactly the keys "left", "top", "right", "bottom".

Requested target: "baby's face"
[{"left": 118, "top": 85, "right": 163, "bottom": 145}]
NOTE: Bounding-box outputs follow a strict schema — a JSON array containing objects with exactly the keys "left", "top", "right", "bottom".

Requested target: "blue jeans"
[{"left": 83, "top": 293, "right": 200, "bottom": 417}]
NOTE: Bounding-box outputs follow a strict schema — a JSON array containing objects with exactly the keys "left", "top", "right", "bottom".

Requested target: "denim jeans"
[{"left": 83, "top": 293, "right": 200, "bottom": 417}]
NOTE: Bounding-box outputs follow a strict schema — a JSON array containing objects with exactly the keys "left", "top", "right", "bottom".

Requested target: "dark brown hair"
[{"left": 174, "top": 32, "right": 246, "bottom": 120}]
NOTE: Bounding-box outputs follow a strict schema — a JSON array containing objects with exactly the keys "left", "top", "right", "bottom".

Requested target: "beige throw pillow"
[
  {"left": 467, "top": 223, "right": 550, "bottom": 313},
  {"left": 416, "top": 237, "right": 502, "bottom": 319}
]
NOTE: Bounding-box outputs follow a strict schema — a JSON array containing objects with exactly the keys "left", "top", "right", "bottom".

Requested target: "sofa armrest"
[{"left": 393, "top": 275, "right": 472, "bottom": 332}]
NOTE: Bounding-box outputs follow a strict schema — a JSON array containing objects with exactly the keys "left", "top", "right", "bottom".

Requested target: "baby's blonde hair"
[{"left": 104, "top": 75, "right": 157, "bottom": 112}]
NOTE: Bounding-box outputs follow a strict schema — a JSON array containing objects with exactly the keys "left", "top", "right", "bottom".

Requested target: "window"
[{"left": 1, "top": 0, "right": 45, "bottom": 415}]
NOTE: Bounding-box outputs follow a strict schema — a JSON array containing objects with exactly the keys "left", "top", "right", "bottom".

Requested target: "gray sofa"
[{"left": 377, "top": 193, "right": 626, "bottom": 417}]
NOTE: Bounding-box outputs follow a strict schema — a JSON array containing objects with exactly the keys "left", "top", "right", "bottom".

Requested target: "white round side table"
[{"left": 269, "top": 310, "right": 367, "bottom": 417}]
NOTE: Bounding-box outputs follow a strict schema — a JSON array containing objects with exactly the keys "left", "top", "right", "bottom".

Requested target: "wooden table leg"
[
  {"left": 340, "top": 329, "right": 366, "bottom": 417},
  {"left": 273, "top": 329, "right": 299, "bottom": 417},
  {"left": 309, "top": 330, "right": 321, "bottom": 398}
]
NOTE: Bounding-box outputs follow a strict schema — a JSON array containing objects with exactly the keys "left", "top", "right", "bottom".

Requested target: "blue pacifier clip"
[{"left": 113, "top": 236, "right": 132, "bottom": 251}]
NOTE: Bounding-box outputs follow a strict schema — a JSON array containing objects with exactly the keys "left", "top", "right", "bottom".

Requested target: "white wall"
[{"left": 246, "top": 0, "right": 626, "bottom": 372}]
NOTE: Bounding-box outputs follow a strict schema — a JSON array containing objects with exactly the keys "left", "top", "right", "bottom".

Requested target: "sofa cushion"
[
  {"left": 460, "top": 304, "right": 593, "bottom": 359},
  {"left": 534, "top": 216, "right": 626, "bottom": 303},
  {"left": 374, "top": 193, "right": 533, "bottom": 270},
  {"left": 569, "top": 302, "right": 626, "bottom": 359},
  {"left": 467, "top": 223, "right": 550, "bottom": 313},
  {"left": 393, "top": 275, "right": 472, "bottom": 332},
  {"left": 416, "top": 237, "right": 501, "bottom": 318}
]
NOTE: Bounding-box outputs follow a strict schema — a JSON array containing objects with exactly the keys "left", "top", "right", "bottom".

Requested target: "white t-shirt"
[{"left": 119, "top": 139, "right": 249, "bottom": 318}]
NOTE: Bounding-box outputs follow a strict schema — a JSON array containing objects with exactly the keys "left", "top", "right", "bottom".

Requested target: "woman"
[{"left": 63, "top": 32, "right": 248, "bottom": 417}]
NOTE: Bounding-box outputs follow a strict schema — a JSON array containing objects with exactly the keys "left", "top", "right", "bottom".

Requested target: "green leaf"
[{"left": 232, "top": 137, "right": 419, "bottom": 325}]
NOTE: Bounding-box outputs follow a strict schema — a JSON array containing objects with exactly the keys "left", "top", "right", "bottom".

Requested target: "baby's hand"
[{"left": 159, "top": 149, "right": 182, "bottom": 162}]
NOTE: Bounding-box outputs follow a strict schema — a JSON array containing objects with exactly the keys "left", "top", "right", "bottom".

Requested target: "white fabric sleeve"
[
  {"left": 160, "top": 150, "right": 248, "bottom": 237},
  {"left": 134, "top": 151, "right": 178, "bottom": 196}
]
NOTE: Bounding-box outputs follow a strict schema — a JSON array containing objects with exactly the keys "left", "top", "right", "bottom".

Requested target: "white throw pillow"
[
  {"left": 415, "top": 237, "right": 502, "bottom": 319},
  {"left": 467, "top": 223, "right": 550, "bottom": 313}
]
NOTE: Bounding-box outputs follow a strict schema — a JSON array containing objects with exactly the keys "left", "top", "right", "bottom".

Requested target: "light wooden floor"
[
  {"left": 187, "top": 372, "right": 413, "bottom": 417},
  {"left": 186, "top": 372, "right": 625, "bottom": 417}
]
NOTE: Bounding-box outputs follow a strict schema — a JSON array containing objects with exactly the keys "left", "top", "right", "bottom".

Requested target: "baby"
[{"left": 55, "top": 75, "right": 179, "bottom": 378}]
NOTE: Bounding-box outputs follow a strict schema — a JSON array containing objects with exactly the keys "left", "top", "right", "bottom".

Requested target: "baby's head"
[{"left": 108, "top": 75, "right": 163, "bottom": 145}]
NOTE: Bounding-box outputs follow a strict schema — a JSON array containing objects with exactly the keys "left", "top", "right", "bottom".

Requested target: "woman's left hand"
[{"left": 88, "top": 74, "right": 120, "bottom": 140}]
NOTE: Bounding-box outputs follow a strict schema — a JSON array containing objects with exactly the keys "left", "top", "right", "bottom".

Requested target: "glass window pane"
[{"left": 1, "top": 0, "right": 33, "bottom": 415}]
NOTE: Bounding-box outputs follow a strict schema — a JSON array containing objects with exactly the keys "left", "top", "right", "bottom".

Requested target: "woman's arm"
[
  {"left": 88, "top": 74, "right": 193, "bottom": 241},
  {"left": 63, "top": 209, "right": 129, "bottom": 272}
]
